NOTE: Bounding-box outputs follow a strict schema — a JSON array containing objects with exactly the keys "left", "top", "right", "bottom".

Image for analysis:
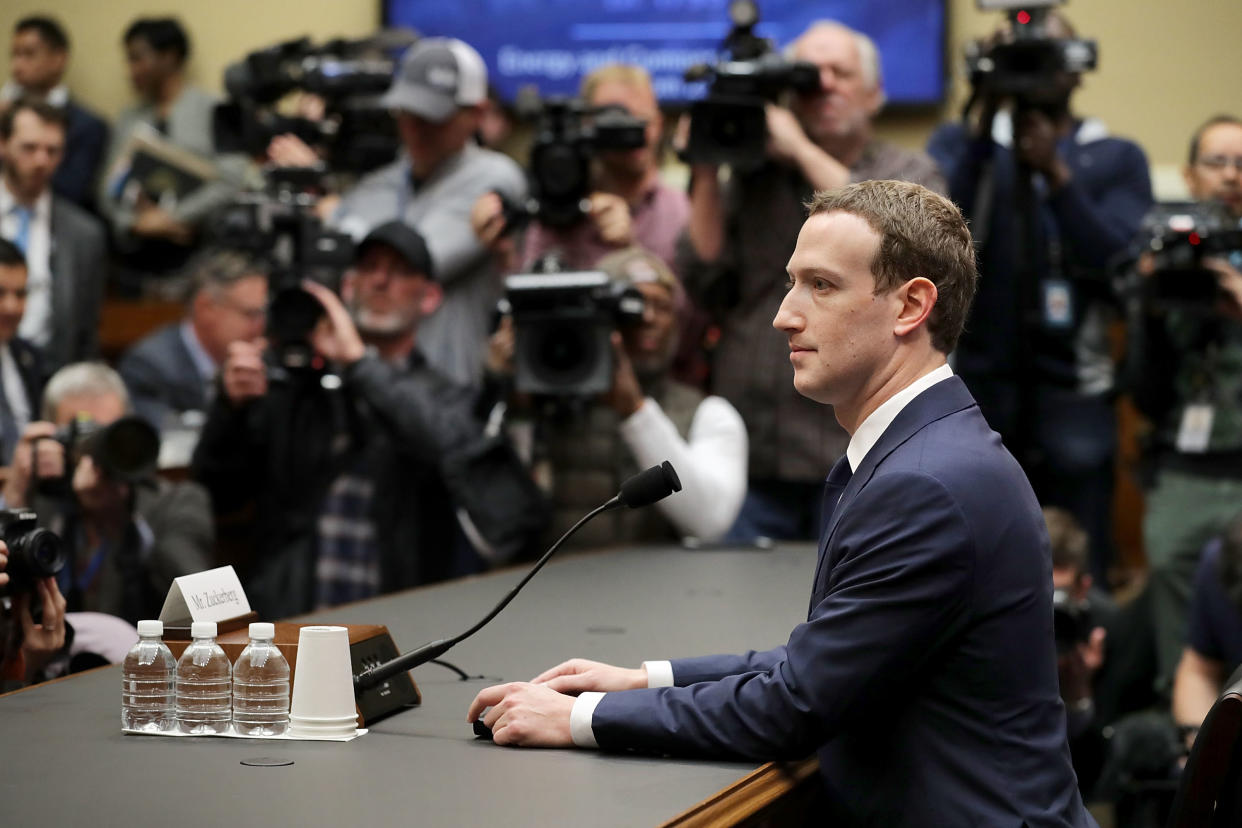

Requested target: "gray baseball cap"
[{"left": 380, "top": 37, "right": 488, "bottom": 123}]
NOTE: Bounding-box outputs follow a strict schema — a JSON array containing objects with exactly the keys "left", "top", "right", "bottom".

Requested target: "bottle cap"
[
  {"left": 249, "top": 622, "right": 275, "bottom": 640},
  {"left": 190, "top": 621, "right": 218, "bottom": 639},
  {"left": 137, "top": 619, "right": 163, "bottom": 637}
]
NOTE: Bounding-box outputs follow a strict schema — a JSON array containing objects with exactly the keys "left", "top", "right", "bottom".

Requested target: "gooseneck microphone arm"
[{"left": 354, "top": 461, "right": 681, "bottom": 693}]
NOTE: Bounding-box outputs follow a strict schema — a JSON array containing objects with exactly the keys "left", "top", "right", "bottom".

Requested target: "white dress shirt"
[
  {"left": 0, "top": 342, "right": 31, "bottom": 429},
  {"left": 0, "top": 183, "right": 53, "bottom": 347},
  {"left": 568, "top": 363, "right": 956, "bottom": 748}
]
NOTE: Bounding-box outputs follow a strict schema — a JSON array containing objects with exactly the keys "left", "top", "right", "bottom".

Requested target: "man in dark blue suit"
[
  {"left": 469, "top": 180, "right": 1092, "bottom": 825},
  {"left": 3, "top": 16, "right": 108, "bottom": 209}
]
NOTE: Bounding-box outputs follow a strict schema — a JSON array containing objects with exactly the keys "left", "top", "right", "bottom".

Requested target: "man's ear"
[
  {"left": 419, "top": 281, "right": 444, "bottom": 317},
  {"left": 893, "top": 277, "right": 937, "bottom": 338}
]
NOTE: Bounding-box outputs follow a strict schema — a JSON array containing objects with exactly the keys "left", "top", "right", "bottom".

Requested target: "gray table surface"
[{"left": 0, "top": 544, "right": 816, "bottom": 827}]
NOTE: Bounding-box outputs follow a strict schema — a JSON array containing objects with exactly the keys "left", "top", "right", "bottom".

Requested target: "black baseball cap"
[{"left": 356, "top": 221, "right": 435, "bottom": 280}]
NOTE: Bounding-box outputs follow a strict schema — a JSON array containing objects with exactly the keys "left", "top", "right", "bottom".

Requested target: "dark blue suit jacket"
[
  {"left": 592, "top": 377, "right": 1092, "bottom": 826},
  {"left": 117, "top": 322, "right": 208, "bottom": 429},
  {"left": 53, "top": 100, "right": 108, "bottom": 209}
]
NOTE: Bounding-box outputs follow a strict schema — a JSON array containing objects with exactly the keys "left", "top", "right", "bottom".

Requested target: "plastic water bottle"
[
  {"left": 232, "top": 622, "right": 290, "bottom": 736},
  {"left": 176, "top": 621, "right": 232, "bottom": 734},
  {"left": 121, "top": 620, "right": 176, "bottom": 732}
]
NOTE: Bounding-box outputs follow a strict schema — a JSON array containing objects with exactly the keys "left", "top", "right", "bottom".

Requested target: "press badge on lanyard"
[
  {"left": 1176, "top": 403, "right": 1215, "bottom": 454},
  {"left": 1042, "top": 279, "right": 1073, "bottom": 329}
]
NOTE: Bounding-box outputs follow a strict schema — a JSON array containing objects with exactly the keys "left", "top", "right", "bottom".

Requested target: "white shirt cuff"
[
  {"left": 643, "top": 660, "right": 675, "bottom": 688},
  {"left": 569, "top": 691, "right": 605, "bottom": 748}
]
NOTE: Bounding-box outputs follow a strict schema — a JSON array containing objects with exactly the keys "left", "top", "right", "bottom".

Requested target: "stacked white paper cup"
[{"left": 288, "top": 626, "right": 359, "bottom": 737}]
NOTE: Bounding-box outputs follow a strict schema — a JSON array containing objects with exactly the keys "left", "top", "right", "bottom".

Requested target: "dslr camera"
[
  {"left": 36, "top": 415, "right": 162, "bottom": 498},
  {"left": 0, "top": 510, "right": 63, "bottom": 596},
  {"left": 682, "top": 0, "right": 819, "bottom": 168},
  {"left": 501, "top": 265, "right": 645, "bottom": 396},
  {"left": 965, "top": 0, "right": 1096, "bottom": 105},
  {"left": 211, "top": 166, "right": 354, "bottom": 374},
  {"left": 1134, "top": 201, "right": 1242, "bottom": 310},
  {"left": 505, "top": 95, "right": 647, "bottom": 230},
  {"left": 213, "top": 33, "right": 413, "bottom": 174}
]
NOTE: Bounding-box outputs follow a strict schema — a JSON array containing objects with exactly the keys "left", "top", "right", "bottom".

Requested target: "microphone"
[{"left": 354, "top": 461, "right": 681, "bottom": 692}]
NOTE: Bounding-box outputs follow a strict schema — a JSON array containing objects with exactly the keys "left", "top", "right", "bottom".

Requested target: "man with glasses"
[
  {"left": 118, "top": 249, "right": 268, "bottom": 436},
  {"left": 1129, "top": 114, "right": 1242, "bottom": 695}
]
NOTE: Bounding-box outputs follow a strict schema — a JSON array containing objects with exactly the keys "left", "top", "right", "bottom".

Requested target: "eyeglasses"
[
  {"left": 1196, "top": 155, "right": 1242, "bottom": 173},
  {"left": 215, "top": 299, "right": 266, "bottom": 322}
]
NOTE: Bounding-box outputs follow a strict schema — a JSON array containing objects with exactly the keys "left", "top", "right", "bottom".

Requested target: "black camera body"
[
  {"left": 1052, "top": 587, "right": 1093, "bottom": 654},
  {"left": 682, "top": 1, "right": 819, "bottom": 168},
  {"left": 966, "top": 1, "right": 1096, "bottom": 106},
  {"left": 1139, "top": 201, "right": 1242, "bottom": 310},
  {"left": 507, "top": 97, "right": 646, "bottom": 230},
  {"left": 35, "top": 416, "right": 162, "bottom": 500},
  {"left": 502, "top": 269, "right": 645, "bottom": 396},
  {"left": 213, "top": 34, "right": 411, "bottom": 174},
  {"left": 0, "top": 510, "right": 64, "bottom": 595},
  {"left": 211, "top": 167, "right": 355, "bottom": 373}
]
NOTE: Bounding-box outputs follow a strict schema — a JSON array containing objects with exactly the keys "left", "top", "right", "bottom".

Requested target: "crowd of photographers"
[{"left": 0, "top": 6, "right": 1239, "bottom": 815}]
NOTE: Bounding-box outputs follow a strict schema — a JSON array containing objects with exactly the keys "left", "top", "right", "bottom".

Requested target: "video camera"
[
  {"left": 501, "top": 262, "right": 645, "bottom": 397},
  {"left": 213, "top": 32, "right": 414, "bottom": 174},
  {"left": 682, "top": 0, "right": 819, "bottom": 168},
  {"left": 0, "top": 510, "right": 63, "bottom": 597},
  {"left": 1135, "top": 201, "right": 1242, "bottom": 310},
  {"left": 1052, "top": 587, "right": 1093, "bottom": 655},
  {"left": 504, "top": 95, "right": 646, "bottom": 230},
  {"left": 964, "top": 0, "right": 1096, "bottom": 106},
  {"left": 210, "top": 166, "right": 354, "bottom": 373}
]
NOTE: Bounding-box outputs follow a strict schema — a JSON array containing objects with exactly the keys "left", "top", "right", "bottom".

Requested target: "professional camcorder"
[
  {"left": 964, "top": 0, "right": 1096, "bottom": 106},
  {"left": 213, "top": 32, "right": 414, "bottom": 174},
  {"left": 682, "top": 0, "right": 819, "bottom": 167},
  {"left": 1052, "top": 587, "right": 1093, "bottom": 655},
  {"left": 1136, "top": 201, "right": 1242, "bottom": 310},
  {"left": 504, "top": 95, "right": 646, "bottom": 230},
  {"left": 0, "top": 510, "right": 63, "bottom": 597},
  {"left": 501, "top": 264, "right": 645, "bottom": 397},
  {"left": 211, "top": 166, "right": 354, "bottom": 373}
]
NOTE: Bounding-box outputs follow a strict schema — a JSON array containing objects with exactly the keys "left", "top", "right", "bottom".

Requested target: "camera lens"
[
  {"left": 530, "top": 322, "right": 598, "bottom": 386},
  {"left": 21, "top": 529, "right": 65, "bottom": 579}
]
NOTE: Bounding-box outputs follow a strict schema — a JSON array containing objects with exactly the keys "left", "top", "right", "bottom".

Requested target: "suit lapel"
[
  {"left": 48, "top": 202, "right": 74, "bottom": 366},
  {"left": 810, "top": 377, "right": 979, "bottom": 601}
]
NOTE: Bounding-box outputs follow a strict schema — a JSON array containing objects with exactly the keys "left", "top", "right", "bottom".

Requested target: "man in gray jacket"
[
  {"left": 0, "top": 97, "right": 104, "bottom": 371},
  {"left": 331, "top": 38, "right": 526, "bottom": 386}
]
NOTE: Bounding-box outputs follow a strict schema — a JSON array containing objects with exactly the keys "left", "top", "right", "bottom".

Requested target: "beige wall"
[
  {"left": 0, "top": 0, "right": 380, "bottom": 120},
  {"left": 878, "top": 0, "right": 1240, "bottom": 188},
  {"left": 2, "top": 0, "right": 1237, "bottom": 177}
]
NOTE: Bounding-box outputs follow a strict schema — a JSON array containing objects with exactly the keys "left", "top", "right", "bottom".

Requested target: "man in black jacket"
[{"left": 192, "top": 222, "right": 544, "bottom": 617}]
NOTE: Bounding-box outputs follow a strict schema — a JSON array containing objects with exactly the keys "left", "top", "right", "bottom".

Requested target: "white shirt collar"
[
  {"left": 991, "top": 110, "right": 1110, "bottom": 148},
  {"left": 0, "top": 180, "right": 52, "bottom": 219},
  {"left": 179, "top": 320, "right": 219, "bottom": 382},
  {"left": 0, "top": 81, "right": 68, "bottom": 108},
  {"left": 845, "top": 363, "right": 954, "bottom": 472}
]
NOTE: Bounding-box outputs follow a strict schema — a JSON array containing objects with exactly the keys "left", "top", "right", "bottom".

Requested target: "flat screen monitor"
[{"left": 383, "top": 0, "right": 946, "bottom": 106}]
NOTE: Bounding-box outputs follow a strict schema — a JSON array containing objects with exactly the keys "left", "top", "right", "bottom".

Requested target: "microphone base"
[{"left": 164, "top": 622, "right": 420, "bottom": 728}]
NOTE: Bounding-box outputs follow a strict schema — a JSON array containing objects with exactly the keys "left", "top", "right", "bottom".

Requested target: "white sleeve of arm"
[
  {"left": 569, "top": 692, "right": 605, "bottom": 748},
  {"left": 617, "top": 396, "right": 748, "bottom": 542}
]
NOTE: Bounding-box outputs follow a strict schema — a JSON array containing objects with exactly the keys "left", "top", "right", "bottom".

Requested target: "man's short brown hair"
[
  {"left": 1044, "top": 506, "right": 1090, "bottom": 578},
  {"left": 0, "top": 96, "right": 68, "bottom": 141},
  {"left": 806, "top": 180, "right": 977, "bottom": 354}
]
